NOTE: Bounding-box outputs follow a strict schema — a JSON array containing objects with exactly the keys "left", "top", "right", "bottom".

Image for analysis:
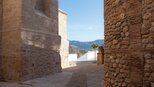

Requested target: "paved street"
[{"left": 0, "top": 63, "right": 103, "bottom": 87}]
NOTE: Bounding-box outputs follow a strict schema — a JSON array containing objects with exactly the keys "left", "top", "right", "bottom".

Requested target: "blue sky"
[{"left": 59, "top": 0, "right": 104, "bottom": 41}]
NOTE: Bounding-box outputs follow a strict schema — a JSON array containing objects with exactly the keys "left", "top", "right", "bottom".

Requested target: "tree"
[{"left": 91, "top": 43, "right": 99, "bottom": 60}]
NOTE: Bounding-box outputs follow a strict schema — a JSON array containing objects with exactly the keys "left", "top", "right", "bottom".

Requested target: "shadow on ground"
[{"left": 0, "top": 62, "right": 104, "bottom": 87}]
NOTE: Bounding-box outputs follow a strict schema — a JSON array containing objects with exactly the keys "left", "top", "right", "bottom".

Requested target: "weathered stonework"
[
  {"left": 0, "top": 0, "right": 2, "bottom": 80},
  {"left": 104, "top": 0, "right": 154, "bottom": 87},
  {"left": 142, "top": 0, "right": 154, "bottom": 86},
  {"left": 0, "top": 0, "right": 61, "bottom": 81},
  {"left": 0, "top": 0, "right": 153, "bottom": 86},
  {"left": 58, "top": 9, "right": 69, "bottom": 68}
]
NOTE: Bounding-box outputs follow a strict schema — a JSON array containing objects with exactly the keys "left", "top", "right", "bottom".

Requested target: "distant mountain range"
[{"left": 69, "top": 39, "right": 104, "bottom": 51}]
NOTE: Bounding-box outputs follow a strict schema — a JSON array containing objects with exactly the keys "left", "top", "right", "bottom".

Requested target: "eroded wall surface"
[
  {"left": 0, "top": 0, "right": 2, "bottom": 80},
  {"left": 104, "top": 0, "right": 154, "bottom": 87},
  {"left": 142, "top": 0, "right": 154, "bottom": 86},
  {"left": 21, "top": 0, "right": 61, "bottom": 80},
  {"left": 0, "top": 0, "right": 61, "bottom": 81}
]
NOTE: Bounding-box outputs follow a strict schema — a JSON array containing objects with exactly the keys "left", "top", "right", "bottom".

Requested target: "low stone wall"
[{"left": 97, "top": 46, "right": 104, "bottom": 65}]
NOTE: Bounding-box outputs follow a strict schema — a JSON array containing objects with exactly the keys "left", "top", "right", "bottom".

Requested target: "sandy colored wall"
[
  {"left": 104, "top": 0, "right": 143, "bottom": 86},
  {"left": 0, "top": 0, "right": 61, "bottom": 81},
  {"left": 1, "top": 0, "right": 22, "bottom": 81},
  {"left": 104, "top": 0, "right": 154, "bottom": 87},
  {"left": 142, "top": 0, "right": 154, "bottom": 86},
  {"left": 58, "top": 10, "right": 69, "bottom": 68}
]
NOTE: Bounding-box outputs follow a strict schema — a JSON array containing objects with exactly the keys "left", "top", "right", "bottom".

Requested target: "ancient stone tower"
[
  {"left": 104, "top": 0, "right": 154, "bottom": 87},
  {"left": 0, "top": 0, "right": 61, "bottom": 81}
]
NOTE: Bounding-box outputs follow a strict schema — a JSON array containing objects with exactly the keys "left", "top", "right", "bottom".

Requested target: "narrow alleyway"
[
  {"left": 64, "top": 62, "right": 103, "bottom": 87},
  {"left": 0, "top": 62, "right": 103, "bottom": 87}
]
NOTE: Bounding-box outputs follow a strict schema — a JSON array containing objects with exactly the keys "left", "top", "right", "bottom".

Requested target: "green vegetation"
[
  {"left": 91, "top": 43, "right": 99, "bottom": 59},
  {"left": 91, "top": 43, "right": 99, "bottom": 50}
]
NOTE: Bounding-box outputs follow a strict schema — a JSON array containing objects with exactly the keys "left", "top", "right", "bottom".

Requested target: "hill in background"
[
  {"left": 69, "top": 46, "right": 87, "bottom": 57},
  {"left": 69, "top": 39, "right": 104, "bottom": 51}
]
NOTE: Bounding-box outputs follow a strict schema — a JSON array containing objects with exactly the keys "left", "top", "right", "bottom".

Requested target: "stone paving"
[{"left": 0, "top": 63, "right": 103, "bottom": 87}]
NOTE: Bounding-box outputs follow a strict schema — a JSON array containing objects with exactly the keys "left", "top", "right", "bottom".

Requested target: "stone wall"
[
  {"left": 104, "top": 0, "right": 154, "bottom": 87},
  {"left": 58, "top": 9, "right": 69, "bottom": 68},
  {"left": 0, "top": 0, "right": 2, "bottom": 80},
  {"left": 0, "top": 0, "right": 61, "bottom": 81},
  {"left": 1, "top": 0, "right": 23, "bottom": 81},
  {"left": 142, "top": 0, "right": 154, "bottom": 86},
  {"left": 21, "top": 0, "right": 61, "bottom": 80}
]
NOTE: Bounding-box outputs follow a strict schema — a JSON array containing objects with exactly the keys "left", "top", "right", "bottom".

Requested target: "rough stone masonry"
[
  {"left": 0, "top": 0, "right": 61, "bottom": 81},
  {"left": 104, "top": 0, "right": 154, "bottom": 87},
  {"left": 0, "top": 0, "right": 154, "bottom": 87}
]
